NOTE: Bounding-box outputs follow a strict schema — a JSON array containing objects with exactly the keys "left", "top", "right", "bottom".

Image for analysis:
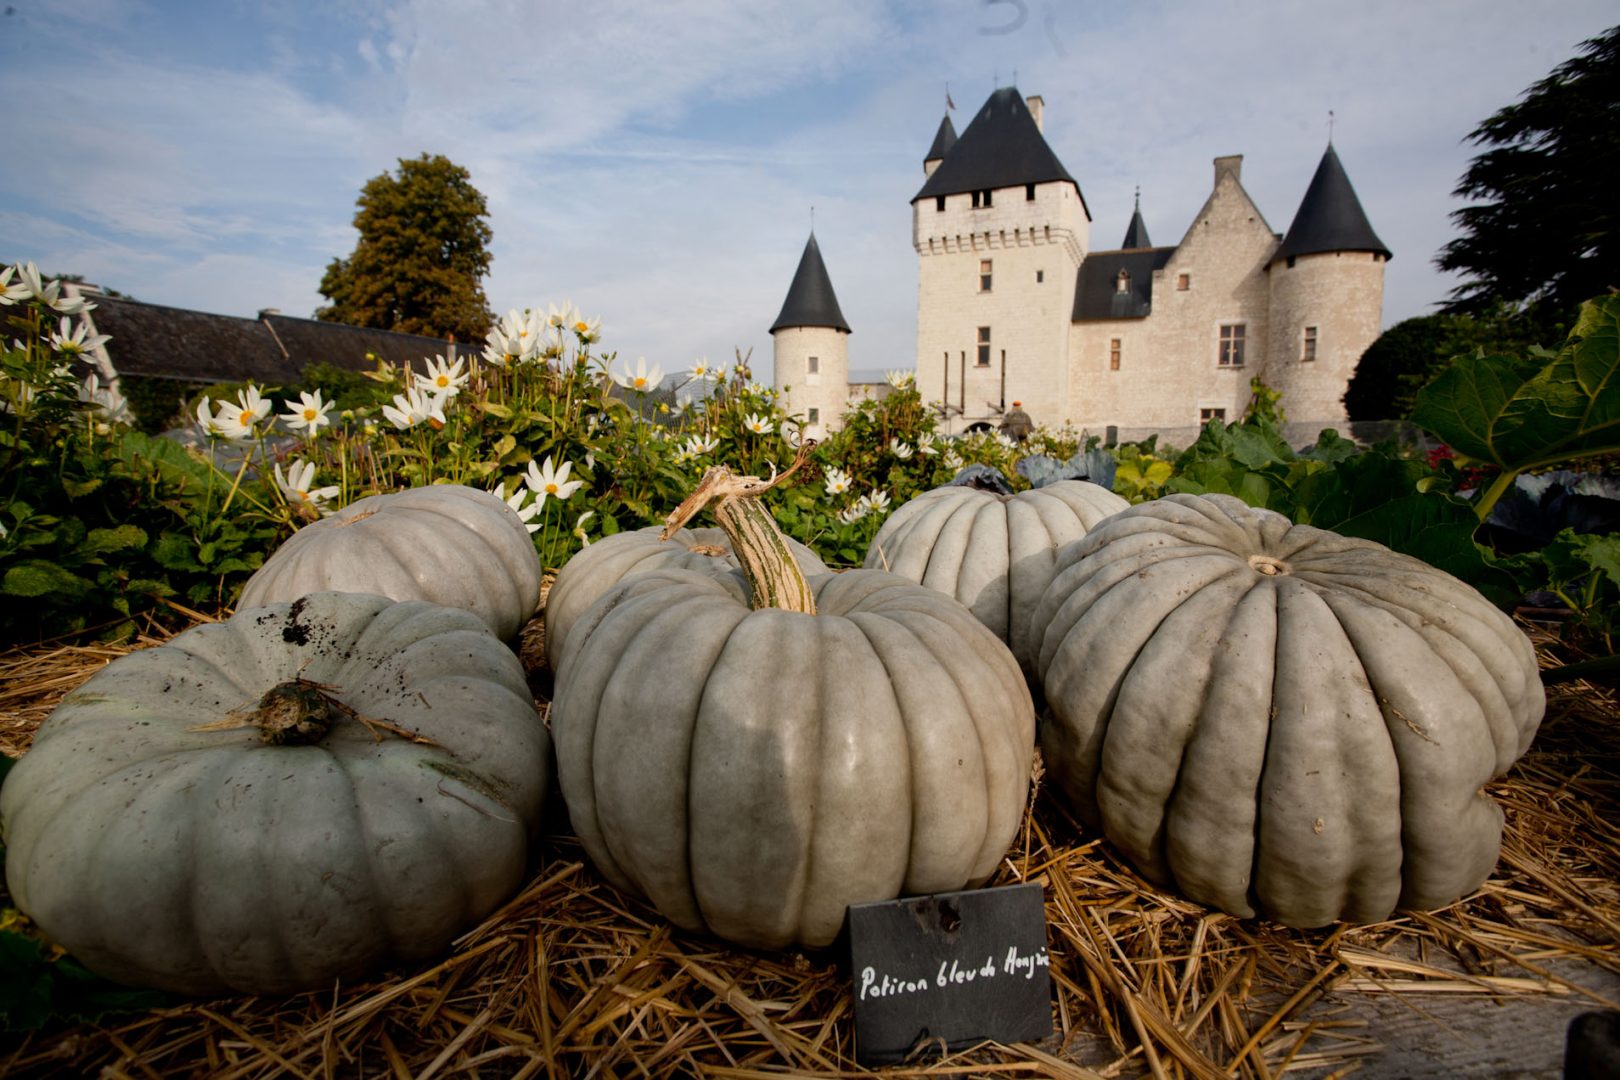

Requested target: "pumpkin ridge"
[
  {"left": 683, "top": 598, "right": 783, "bottom": 934},
  {"left": 1101, "top": 568, "right": 1254, "bottom": 885},
  {"left": 1312, "top": 588, "right": 1508, "bottom": 910},
  {"left": 1287, "top": 569, "right": 1535, "bottom": 761},
  {"left": 406, "top": 499, "right": 533, "bottom": 595}
]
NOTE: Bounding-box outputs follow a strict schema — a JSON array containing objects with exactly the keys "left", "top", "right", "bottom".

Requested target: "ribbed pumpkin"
[
  {"left": 544, "top": 525, "right": 826, "bottom": 670},
  {"left": 552, "top": 462, "right": 1035, "bottom": 949},
  {"left": 1029, "top": 493, "right": 1545, "bottom": 928},
  {"left": 240, "top": 485, "right": 542, "bottom": 640},
  {"left": 863, "top": 480, "right": 1127, "bottom": 669},
  {"left": 1, "top": 592, "right": 549, "bottom": 995}
]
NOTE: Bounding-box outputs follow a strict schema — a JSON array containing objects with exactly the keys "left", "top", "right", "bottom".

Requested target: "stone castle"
[{"left": 771, "top": 87, "right": 1389, "bottom": 440}]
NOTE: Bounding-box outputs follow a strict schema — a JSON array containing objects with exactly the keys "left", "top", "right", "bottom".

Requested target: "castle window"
[
  {"left": 936, "top": 195, "right": 946, "bottom": 212},
  {"left": 976, "top": 326, "right": 991, "bottom": 367},
  {"left": 1036, "top": 270, "right": 1044, "bottom": 283},
  {"left": 1025, "top": 183, "right": 1036, "bottom": 201},
  {"left": 807, "top": 356, "right": 819, "bottom": 374},
  {"left": 807, "top": 407, "right": 820, "bottom": 424},
  {"left": 1109, "top": 339, "right": 1122, "bottom": 371},
  {"left": 1177, "top": 273, "right": 1190, "bottom": 291},
  {"left": 1044, "top": 225, "right": 1051, "bottom": 241},
  {"left": 971, "top": 189, "right": 993, "bottom": 209},
  {"left": 1200, "top": 407, "right": 1227, "bottom": 424},
  {"left": 1115, "top": 269, "right": 1130, "bottom": 294},
  {"left": 1218, "top": 324, "right": 1246, "bottom": 367},
  {"left": 1302, "top": 326, "right": 1318, "bottom": 362},
  {"left": 979, "top": 259, "right": 993, "bottom": 292}
]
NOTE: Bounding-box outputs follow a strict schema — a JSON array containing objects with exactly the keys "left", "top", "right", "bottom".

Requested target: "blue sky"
[{"left": 2, "top": 1, "right": 1613, "bottom": 383}]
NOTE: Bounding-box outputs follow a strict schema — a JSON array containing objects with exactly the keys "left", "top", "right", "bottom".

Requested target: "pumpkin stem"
[
  {"left": 661, "top": 442, "right": 819, "bottom": 614},
  {"left": 248, "top": 680, "right": 346, "bottom": 746}
]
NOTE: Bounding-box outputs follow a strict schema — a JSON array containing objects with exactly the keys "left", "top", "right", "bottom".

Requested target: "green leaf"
[
  {"left": 152, "top": 532, "right": 203, "bottom": 571},
  {"left": 83, "top": 525, "right": 148, "bottom": 555},
  {"left": 2, "top": 560, "right": 90, "bottom": 598},
  {"left": 0, "top": 927, "right": 173, "bottom": 1031},
  {"left": 481, "top": 401, "right": 513, "bottom": 420},
  {"left": 1411, "top": 294, "right": 1620, "bottom": 471},
  {"left": 62, "top": 476, "right": 103, "bottom": 498}
]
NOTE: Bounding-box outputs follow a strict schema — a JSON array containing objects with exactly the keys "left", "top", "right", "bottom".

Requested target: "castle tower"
[
  {"left": 913, "top": 88, "right": 1090, "bottom": 433},
  {"left": 1120, "top": 190, "right": 1151, "bottom": 249},
  {"left": 923, "top": 114, "right": 957, "bottom": 178},
  {"left": 1265, "top": 144, "right": 1389, "bottom": 426},
  {"left": 770, "top": 232, "right": 851, "bottom": 438}
]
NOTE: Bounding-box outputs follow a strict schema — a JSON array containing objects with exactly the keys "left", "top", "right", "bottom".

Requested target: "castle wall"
[
  {"left": 1263, "top": 250, "right": 1386, "bottom": 429},
  {"left": 773, "top": 325, "right": 849, "bottom": 438},
  {"left": 915, "top": 180, "right": 1087, "bottom": 433},
  {"left": 1068, "top": 159, "right": 1279, "bottom": 434}
]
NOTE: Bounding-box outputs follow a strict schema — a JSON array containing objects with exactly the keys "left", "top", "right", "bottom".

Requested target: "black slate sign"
[{"left": 847, "top": 882, "right": 1052, "bottom": 1065}]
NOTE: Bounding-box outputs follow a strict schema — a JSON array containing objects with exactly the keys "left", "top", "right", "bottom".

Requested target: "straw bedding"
[{"left": 0, "top": 605, "right": 1614, "bottom": 1078}]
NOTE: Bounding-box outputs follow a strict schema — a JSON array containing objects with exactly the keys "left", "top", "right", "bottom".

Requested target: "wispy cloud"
[{"left": 1, "top": 0, "right": 1613, "bottom": 382}]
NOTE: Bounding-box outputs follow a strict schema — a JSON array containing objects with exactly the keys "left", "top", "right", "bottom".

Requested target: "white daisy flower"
[
  {"left": 917, "top": 431, "right": 939, "bottom": 456},
  {"left": 525, "top": 454, "right": 584, "bottom": 508},
  {"left": 274, "top": 460, "right": 340, "bottom": 511},
  {"left": 381, "top": 386, "right": 446, "bottom": 430},
  {"left": 688, "top": 358, "right": 714, "bottom": 381},
  {"left": 612, "top": 356, "right": 663, "bottom": 393},
  {"left": 859, "top": 489, "right": 892, "bottom": 515},
  {"left": 504, "top": 486, "right": 542, "bottom": 534},
  {"left": 49, "top": 315, "right": 110, "bottom": 357},
  {"left": 837, "top": 504, "right": 868, "bottom": 525},
  {"left": 280, "top": 389, "right": 334, "bottom": 435},
  {"left": 884, "top": 369, "right": 915, "bottom": 389},
  {"left": 415, "top": 354, "right": 468, "bottom": 398},
  {"left": 742, "top": 412, "right": 772, "bottom": 435},
  {"left": 824, "top": 467, "right": 852, "bottom": 497},
  {"left": 890, "top": 439, "right": 914, "bottom": 460}
]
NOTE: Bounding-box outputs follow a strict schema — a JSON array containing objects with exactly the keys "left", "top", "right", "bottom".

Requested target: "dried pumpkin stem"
[{"left": 661, "top": 443, "right": 818, "bottom": 614}]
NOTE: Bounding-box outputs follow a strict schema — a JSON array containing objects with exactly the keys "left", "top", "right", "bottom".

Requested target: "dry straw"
[{"left": 0, "top": 608, "right": 1615, "bottom": 1077}]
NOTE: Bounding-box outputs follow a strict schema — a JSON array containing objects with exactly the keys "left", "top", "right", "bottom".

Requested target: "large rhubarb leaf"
[{"left": 1412, "top": 295, "right": 1620, "bottom": 471}]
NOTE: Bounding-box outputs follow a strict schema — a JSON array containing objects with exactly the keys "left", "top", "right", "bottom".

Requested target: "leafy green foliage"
[
  {"left": 1437, "top": 24, "right": 1620, "bottom": 314},
  {"left": 1344, "top": 306, "right": 1564, "bottom": 422},
  {"left": 0, "top": 922, "right": 174, "bottom": 1032},
  {"left": 316, "top": 153, "right": 495, "bottom": 341},
  {"left": 1412, "top": 295, "right": 1620, "bottom": 518}
]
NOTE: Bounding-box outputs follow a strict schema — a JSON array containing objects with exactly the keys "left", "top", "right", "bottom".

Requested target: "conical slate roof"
[
  {"left": 1121, "top": 196, "right": 1151, "bottom": 249},
  {"left": 769, "top": 233, "right": 851, "bottom": 334},
  {"left": 913, "top": 88, "right": 1081, "bottom": 206},
  {"left": 925, "top": 114, "right": 958, "bottom": 164},
  {"left": 1273, "top": 144, "right": 1390, "bottom": 263}
]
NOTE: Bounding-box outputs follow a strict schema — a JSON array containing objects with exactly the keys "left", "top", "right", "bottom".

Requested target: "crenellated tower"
[
  {"left": 770, "top": 232, "right": 851, "bottom": 438},
  {"left": 912, "top": 89, "right": 1090, "bottom": 432}
]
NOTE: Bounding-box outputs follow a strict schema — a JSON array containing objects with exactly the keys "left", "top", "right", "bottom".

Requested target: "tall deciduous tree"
[
  {"left": 1437, "top": 24, "right": 1619, "bottom": 315},
  {"left": 317, "top": 153, "right": 494, "bottom": 341}
]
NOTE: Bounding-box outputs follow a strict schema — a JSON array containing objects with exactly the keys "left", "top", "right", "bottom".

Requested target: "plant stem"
[
  {"left": 1472, "top": 468, "right": 1520, "bottom": 522},
  {"left": 661, "top": 443, "right": 818, "bottom": 614}
]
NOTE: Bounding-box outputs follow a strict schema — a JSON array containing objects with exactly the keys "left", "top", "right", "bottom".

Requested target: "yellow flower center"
[
  {"left": 303, "top": 408, "right": 318, "bottom": 420},
  {"left": 436, "top": 376, "right": 449, "bottom": 387},
  {"left": 238, "top": 411, "right": 252, "bottom": 424},
  {"left": 634, "top": 378, "right": 647, "bottom": 389},
  {"left": 574, "top": 321, "right": 588, "bottom": 332},
  {"left": 545, "top": 483, "right": 559, "bottom": 495}
]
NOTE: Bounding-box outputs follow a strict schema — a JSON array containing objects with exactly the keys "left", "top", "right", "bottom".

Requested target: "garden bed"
[{"left": 0, "top": 609, "right": 1615, "bottom": 1078}]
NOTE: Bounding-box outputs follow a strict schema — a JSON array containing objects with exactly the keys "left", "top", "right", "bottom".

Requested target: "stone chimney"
[
  {"left": 1214, "top": 155, "right": 1243, "bottom": 188},
  {"left": 1026, "top": 95, "right": 1044, "bottom": 132}
]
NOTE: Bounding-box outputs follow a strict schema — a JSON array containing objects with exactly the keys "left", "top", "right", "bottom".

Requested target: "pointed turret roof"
[
  {"left": 769, "top": 233, "right": 851, "bottom": 334},
  {"left": 1273, "top": 144, "right": 1390, "bottom": 263},
  {"left": 924, "top": 114, "right": 957, "bottom": 164},
  {"left": 913, "top": 88, "right": 1083, "bottom": 212},
  {"left": 1121, "top": 191, "right": 1151, "bottom": 249}
]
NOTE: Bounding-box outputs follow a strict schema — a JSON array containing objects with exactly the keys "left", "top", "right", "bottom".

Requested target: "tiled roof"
[
  {"left": 1273, "top": 144, "right": 1390, "bottom": 263},
  {"left": 913, "top": 88, "right": 1081, "bottom": 205},
  {"left": 924, "top": 114, "right": 958, "bottom": 163},
  {"left": 1071, "top": 247, "right": 1177, "bottom": 321},
  {"left": 769, "top": 233, "right": 851, "bottom": 334},
  {"left": 84, "top": 294, "right": 452, "bottom": 384}
]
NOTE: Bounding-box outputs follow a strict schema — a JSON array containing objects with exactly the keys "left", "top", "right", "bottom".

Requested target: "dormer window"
[
  {"left": 1115, "top": 269, "right": 1131, "bottom": 294},
  {"left": 1025, "top": 183, "right": 1036, "bottom": 201},
  {"left": 936, "top": 195, "right": 945, "bottom": 212},
  {"left": 970, "top": 189, "right": 993, "bottom": 209}
]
